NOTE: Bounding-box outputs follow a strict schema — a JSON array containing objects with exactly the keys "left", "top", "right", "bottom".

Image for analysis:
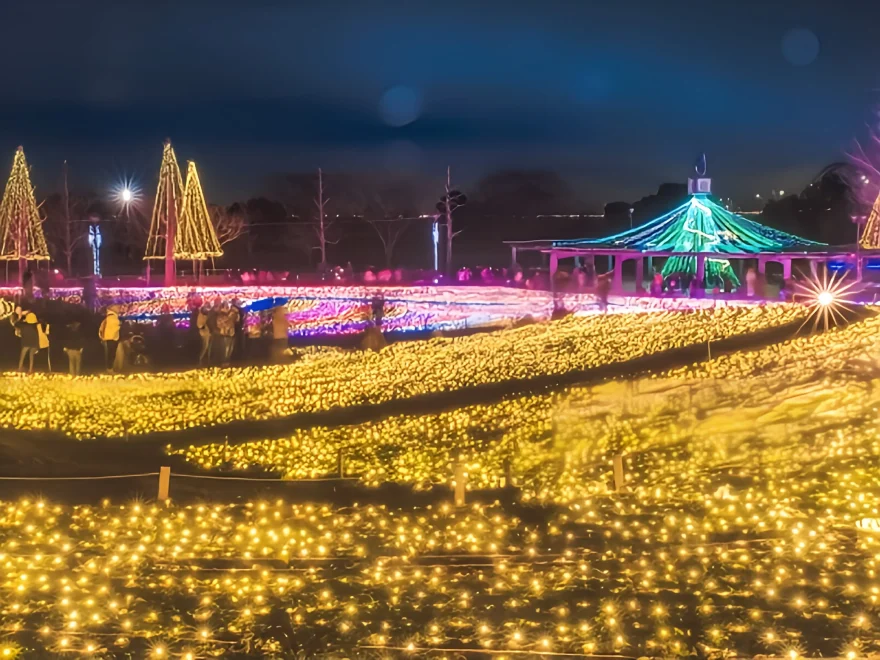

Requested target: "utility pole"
[
  {"left": 165, "top": 178, "right": 176, "bottom": 286},
  {"left": 17, "top": 206, "right": 26, "bottom": 285},
  {"left": 445, "top": 167, "right": 453, "bottom": 276},
  {"left": 435, "top": 168, "right": 466, "bottom": 277},
  {"left": 315, "top": 167, "right": 328, "bottom": 270},
  {"left": 62, "top": 160, "right": 71, "bottom": 277},
  {"left": 164, "top": 139, "right": 178, "bottom": 286}
]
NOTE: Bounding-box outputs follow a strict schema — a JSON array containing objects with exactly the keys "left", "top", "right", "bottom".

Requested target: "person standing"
[
  {"left": 63, "top": 320, "right": 84, "bottom": 376},
  {"left": 270, "top": 305, "right": 288, "bottom": 363},
  {"left": 217, "top": 302, "right": 239, "bottom": 366},
  {"left": 650, "top": 271, "right": 663, "bottom": 296},
  {"left": 98, "top": 307, "right": 120, "bottom": 372},
  {"left": 232, "top": 298, "right": 246, "bottom": 362},
  {"left": 209, "top": 302, "right": 223, "bottom": 365},
  {"left": 596, "top": 273, "right": 611, "bottom": 312},
  {"left": 371, "top": 295, "right": 385, "bottom": 328},
  {"left": 196, "top": 304, "right": 213, "bottom": 365},
  {"left": 37, "top": 316, "right": 51, "bottom": 372},
  {"left": 114, "top": 328, "right": 130, "bottom": 374},
  {"left": 745, "top": 268, "right": 757, "bottom": 298},
  {"left": 15, "top": 310, "right": 40, "bottom": 373}
]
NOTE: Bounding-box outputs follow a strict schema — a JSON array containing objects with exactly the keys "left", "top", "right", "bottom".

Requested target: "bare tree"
[
  {"left": 363, "top": 180, "right": 422, "bottom": 267},
  {"left": 437, "top": 167, "right": 467, "bottom": 275},
  {"left": 848, "top": 130, "right": 880, "bottom": 211},
  {"left": 314, "top": 168, "right": 335, "bottom": 269},
  {"left": 365, "top": 215, "right": 414, "bottom": 268},
  {"left": 208, "top": 203, "right": 248, "bottom": 247},
  {"left": 42, "top": 162, "right": 97, "bottom": 276},
  {"left": 117, "top": 201, "right": 151, "bottom": 261}
]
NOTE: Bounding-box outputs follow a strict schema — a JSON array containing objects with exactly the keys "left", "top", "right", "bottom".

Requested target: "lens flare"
[
  {"left": 795, "top": 269, "right": 859, "bottom": 332},
  {"left": 113, "top": 176, "right": 141, "bottom": 207}
]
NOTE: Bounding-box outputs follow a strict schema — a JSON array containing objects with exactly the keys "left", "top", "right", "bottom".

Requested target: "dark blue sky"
[{"left": 1, "top": 0, "right": 878, "bottom": 208}]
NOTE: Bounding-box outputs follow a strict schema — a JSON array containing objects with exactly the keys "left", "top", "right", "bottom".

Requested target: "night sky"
[{"left": 1, "top": 0, "right": 878, "bottom": 208}]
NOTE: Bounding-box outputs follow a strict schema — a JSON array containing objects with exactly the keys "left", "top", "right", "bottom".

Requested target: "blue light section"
[{"left": 88, "top": 224, "right": 102, "bottom": 276}]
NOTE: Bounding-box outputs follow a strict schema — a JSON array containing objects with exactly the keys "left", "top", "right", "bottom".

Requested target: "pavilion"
[{"left": 505, "top": 174, "right": 862, "bottom": 292}]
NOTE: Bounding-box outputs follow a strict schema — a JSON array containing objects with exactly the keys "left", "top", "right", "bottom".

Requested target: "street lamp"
[{"left": 113, "top": 176, "right": 139, "bottom": 208}]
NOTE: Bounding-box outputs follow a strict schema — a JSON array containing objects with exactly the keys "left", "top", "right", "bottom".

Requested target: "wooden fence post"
[
  {"left": 613, "top": 454, "right": 625, "bottom": 493},
  {"left": 158, "top": 466, "right": 171, "bottom": 502},
  {"left": 454, "top": 463, "right": 467, "bottom": 507},
  {"left": 501, "top": 458, "right": 513, "bottom": 488}
]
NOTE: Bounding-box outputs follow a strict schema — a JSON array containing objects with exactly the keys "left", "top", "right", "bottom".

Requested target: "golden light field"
[
  {"left": 172, "top": 312, "right": 880, "bottom": 503},
  {"left": 0, "top": 305, "right": 803, "bottom": 439},
  {"left": 6, "top": 418, "right": 880, "bottom": 657},
  {"left": 0, "top": 308, "right": 877, "bottom": 657}
]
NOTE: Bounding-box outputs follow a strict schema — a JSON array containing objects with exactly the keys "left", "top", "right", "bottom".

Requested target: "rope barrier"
[
  {"left": 171, "top": 473, "right": 358, "bottom": 482},
  {"left": 0, "top": 470, "right": 358, "bottom": 485},
  {"left": 0, "top": 472, "right": 159, "bottom": 481},
  {"left": 357, "top": 645, "right": 635, "bottom": 658}
]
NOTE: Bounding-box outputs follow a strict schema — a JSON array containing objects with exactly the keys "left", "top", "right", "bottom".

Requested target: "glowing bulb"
[
  {"left": 817, "top": 291, "right": 834, "bottom": 306},
  {"left": 121, "top": 188, "right": 133, "bottom": 203}
]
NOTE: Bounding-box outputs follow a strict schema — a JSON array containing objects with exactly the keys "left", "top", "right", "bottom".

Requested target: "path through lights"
[{"left": 796, "top": 269, "right": 859, "bottom": 332}]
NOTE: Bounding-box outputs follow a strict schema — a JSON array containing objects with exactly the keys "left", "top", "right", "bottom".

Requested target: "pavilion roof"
[{"left": 508, "top": 194, "right": 825, "bottom": 256}]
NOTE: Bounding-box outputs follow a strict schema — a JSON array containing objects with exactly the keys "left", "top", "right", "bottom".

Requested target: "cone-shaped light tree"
[
  {"left": 176, "top": 161, "right": 223, "bottom": 260},
  {"left": 860, "top": 188, "right": 880, "bottom": 250},
  {"left": 0, "top": 147, "right": 50, "bottom": 281},
  {"left": 144, "top": 140, "right": 184, "bottom": 285}
]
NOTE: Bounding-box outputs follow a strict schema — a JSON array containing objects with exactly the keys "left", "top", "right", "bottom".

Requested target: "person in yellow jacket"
[{"left": 98, "top": 307, "right": 120, "bottom": 372}]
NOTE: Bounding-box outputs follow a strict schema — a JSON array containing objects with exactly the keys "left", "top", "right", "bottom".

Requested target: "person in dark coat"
[
  {"left": 596, "top": 274, "right": 611, "bottom": 312},
  {"left": 63, "top": 320, "right": 85, "bottom": 376},
  {"left": 15, "top": 310, "right": 40, "bottom": 373}
]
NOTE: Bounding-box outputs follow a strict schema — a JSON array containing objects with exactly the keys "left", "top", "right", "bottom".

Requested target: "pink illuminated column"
[
  {"left": 635, "top": 256, "right": 644, "bottom": 292},
  {"left": 612, "top": 256, "right": 624, "bottom": 292}
]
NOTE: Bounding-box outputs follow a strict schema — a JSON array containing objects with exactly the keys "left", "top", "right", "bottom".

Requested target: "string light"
[
  {"left": 552, "top": 195, "right": 822, "bottom": 286},
  {"left": 6, "top": 283, "right": 774, "bottom": 335},
  {"left": 0, "top": 147, "right": 50, "bottom": 262},
  {"left": 144, "top": 140, "right": 184, "bottom": 262},
  {"left": 178, "top": 309, "right": 880, "bottom": 501},
  {"left": 175, "top": 161, "right": 223, "bottom": 260},
  {"left": 0, "top": 307, "right": 875, "bottom": 656},
  {"left": 860, "top": 186, "right": 880, "bottom": 250},
  {"left": 0, "top": 305, "right": 803, "bottom": 438}
]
